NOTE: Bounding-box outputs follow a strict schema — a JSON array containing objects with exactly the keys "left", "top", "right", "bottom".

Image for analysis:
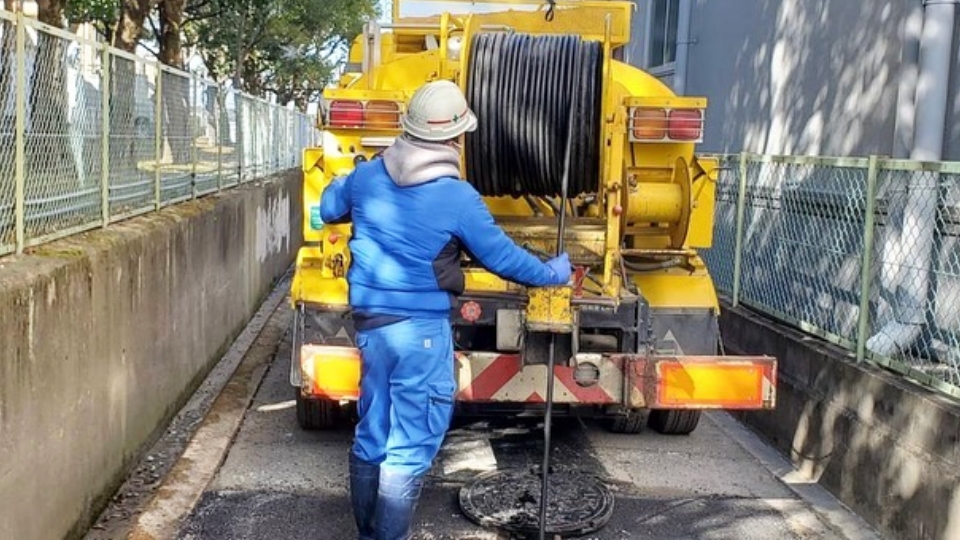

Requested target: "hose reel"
[
  {"left": 464, "top": 32, "right": 603, "bottom": 198},
  {"left": 620, "top": 156, "right": 693, "bottom": 250}
]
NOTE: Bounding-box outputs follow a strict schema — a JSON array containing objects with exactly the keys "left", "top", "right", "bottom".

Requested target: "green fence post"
[
  {"left": 237, "top": 92, "right": 244, "bottom": 183},
  {"left": 154, "top": 67, "right": 163, "bottom": 209},
  {"left": 100, "top": 45, "right": 111, "bottom": 227},
  {"left": 14, "top": 12, "right": 26, "bottom": 253},
  {"left": 191, "top": 72, "right": 198, "bottom": 199},
  {"left": 731, "top": 151, "right": 750, "bottom": 307},
  {"left": 216, "top": 84, "right": 223, "bottom": 191},
  {"left": 856, "top": 155, "right": 880, "bottom": 363}
]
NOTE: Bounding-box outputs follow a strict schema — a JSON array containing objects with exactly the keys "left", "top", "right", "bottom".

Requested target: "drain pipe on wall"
[
  {"left": 892, "top": 4, "right": 924, "bottom": 158},
  {"left": 673, "top": 0, "right": 693, "bottom": 95},
  {"left": 867, "top": 0, "right": 957, "bottom": 356}
]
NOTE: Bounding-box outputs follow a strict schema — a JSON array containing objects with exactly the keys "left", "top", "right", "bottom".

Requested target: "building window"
[{"left": 649, "top": 0, "right": 679, "bottom": 68}]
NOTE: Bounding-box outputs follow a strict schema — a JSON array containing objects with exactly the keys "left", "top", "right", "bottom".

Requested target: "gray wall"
[
  {"left": 628, "top": 0, "right": 960, "bottom": 160},
  {"left": 946, "top": 6, "right": 960, "bottom": 160},
  {"left": 719, "top": 300, "right": 960, "bottom": 540},
  {"left": 0, "top": 172, "right": 302, "bottom": 540}
]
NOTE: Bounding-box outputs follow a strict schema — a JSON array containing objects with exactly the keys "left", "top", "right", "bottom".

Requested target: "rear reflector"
[
  {"left": 653, "top": 357, "right": 775, "bottom": 409},
  {"left": 301, "top": 344, "right": 361, "bottom": 400}
]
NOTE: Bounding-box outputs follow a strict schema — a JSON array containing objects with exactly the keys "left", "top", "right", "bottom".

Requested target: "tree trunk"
[
  {"left": 30, "top": 0, "right": 78, "bottom": 209},
  {"left": 111, "top": 0, "right": 157, "bottom": 188},
  {"left": 35, "top": 0, "right": 64, "bottom": 27},
  {"left": 113, "top": 0, "right": 154, "bottom": 52},
  {"left": 159, "top": 0, "right": 191, "bottom": 163},
  {"left": 232, "top": 8, "right": 247, "bottom": 90},
  {"left": 229, "top": 10, "right": 248, "bottom": 159},
  {"left": 158, "top": 0, "right": 185, "bottom": 68}
]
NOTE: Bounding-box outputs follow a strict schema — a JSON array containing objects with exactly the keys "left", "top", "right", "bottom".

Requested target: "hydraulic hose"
[
  {"left": 622, "top": 256, "right": 684, "bottom": 272},
  {"left": 465, "top": 33, "right": 603, "bottom": 198}
]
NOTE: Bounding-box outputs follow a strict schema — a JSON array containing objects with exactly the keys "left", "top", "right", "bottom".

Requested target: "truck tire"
[
  {"left": 648, "top": 409, "right": 701, "bottom": 435},
  {"left": 296, "top": 391, "right": 339, "bottom": 430},
  {"left": 606, "top": 411, "right": 645, "bottom": 434}
]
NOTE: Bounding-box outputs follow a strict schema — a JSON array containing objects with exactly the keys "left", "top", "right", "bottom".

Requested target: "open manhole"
[{"left": 459, "top": 468, "right": 614, "bottom": 537}]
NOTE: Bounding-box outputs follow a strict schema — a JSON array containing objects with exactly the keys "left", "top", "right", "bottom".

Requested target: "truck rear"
[{"left": 290, "top": 0, "right": 776, "bottom": 435}]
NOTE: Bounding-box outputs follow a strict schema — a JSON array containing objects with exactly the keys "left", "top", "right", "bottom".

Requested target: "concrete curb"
[
  {"left": 706, "top": 411, "right": 882, "bottom": 540},
  {"left": 91, "top": 277, "right": 292, "bottom": 540}
]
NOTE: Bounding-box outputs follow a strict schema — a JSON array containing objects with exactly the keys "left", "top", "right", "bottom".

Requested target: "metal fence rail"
[
  {"left": 0, "top": 10, "right": 316, "bottom": 255},
  {"left": 701, "top": 152, "right": 960, "bottom": 400}
]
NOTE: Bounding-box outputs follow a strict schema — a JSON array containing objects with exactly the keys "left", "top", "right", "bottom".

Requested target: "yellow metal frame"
[
  {"left": 294, "top": 0, "right": 725, "bottom": 332},
  {"left": 392, "top": 0, "right": 634, "bottom": 45}
]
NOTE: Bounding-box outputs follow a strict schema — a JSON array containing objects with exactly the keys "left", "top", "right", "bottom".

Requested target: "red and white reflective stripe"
[
  {"left": 455, "top": 353, "right": 620, "bottom": 404},
  {"left": 452, "top": 352, "right": 778, "bottom": 409},
  {"left": 426, "top": 108, "right": 469, "bottom": 125}
]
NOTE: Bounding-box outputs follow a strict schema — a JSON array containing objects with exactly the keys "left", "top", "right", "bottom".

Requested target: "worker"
[{"left": 319, "top": 79, "right": 571, "bottom": 540}]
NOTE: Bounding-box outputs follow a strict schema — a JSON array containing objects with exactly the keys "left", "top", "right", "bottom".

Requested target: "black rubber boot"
[
  {"left": 350, "top": 453, "right": 380, "bottom": 540},
  {"left": 373, "top": 468, "right": 424, "bottom": 540}
]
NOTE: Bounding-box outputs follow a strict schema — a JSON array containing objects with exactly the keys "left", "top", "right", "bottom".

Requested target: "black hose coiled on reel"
[{"left": 464, "top": 33, "right": 603, "bottom": 198}]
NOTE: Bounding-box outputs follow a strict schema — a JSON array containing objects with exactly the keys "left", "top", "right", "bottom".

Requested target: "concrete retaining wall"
[
  {"left": 720, "top": 301, "right": 960, "bottom": 540},
  {"left": 0, "top": 172, "right": 302, "bottom": 540}
]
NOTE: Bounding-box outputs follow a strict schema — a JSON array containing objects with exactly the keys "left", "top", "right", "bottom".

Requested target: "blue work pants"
[{"left": 352, "top": 317, "right": 456, "bottom": 476}]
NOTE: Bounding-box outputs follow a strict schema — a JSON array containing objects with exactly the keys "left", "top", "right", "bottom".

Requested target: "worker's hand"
[{"left": 545, "top": 253, "right": 572, "bottom": 285}]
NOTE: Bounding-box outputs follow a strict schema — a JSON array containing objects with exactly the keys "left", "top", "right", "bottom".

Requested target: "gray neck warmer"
[{"left": 382, "top": 134, "right": 462, "bottom": 187}]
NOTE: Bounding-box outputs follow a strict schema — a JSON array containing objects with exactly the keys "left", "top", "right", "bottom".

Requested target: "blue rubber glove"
[{"left": 545, "top": 253, "right": 572, "bottom": 285}]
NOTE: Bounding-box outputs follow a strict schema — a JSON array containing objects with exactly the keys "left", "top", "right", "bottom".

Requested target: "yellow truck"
[{"left": 290, "top": 0, "right": 776, "bottom": 435}]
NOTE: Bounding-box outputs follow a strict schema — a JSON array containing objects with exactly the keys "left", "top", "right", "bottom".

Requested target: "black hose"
[
  {"left": 622, "top": 257, "right": 684, "bottom": 272},
  {"left": 465, "top": 33, "right": 602, "bottom": 198}
]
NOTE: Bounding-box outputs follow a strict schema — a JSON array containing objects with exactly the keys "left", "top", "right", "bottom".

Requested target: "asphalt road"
[{"left": 168, "top": 321, "right": 879, "bottom": 540}]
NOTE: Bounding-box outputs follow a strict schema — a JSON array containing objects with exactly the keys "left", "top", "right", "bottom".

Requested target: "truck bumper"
[{"left": 299, "top": 346, "right": 776, "bottom": 410}]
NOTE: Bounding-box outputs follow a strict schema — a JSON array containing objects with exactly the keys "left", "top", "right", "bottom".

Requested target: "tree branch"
[
  {"left": 147, "top": 13, "right": 162, "bottom": 44},
  {"left": 245, "top": 19, "right": 270, "bottom": 49},
  {"left": 140, "top": 41, "right": 160, "bottom": 58},
  {"left": 184, "top": 9, "right": 222, "bottom": 25},
  {"left": 186, "top": 0, "right": 213, "bottom": 13}
]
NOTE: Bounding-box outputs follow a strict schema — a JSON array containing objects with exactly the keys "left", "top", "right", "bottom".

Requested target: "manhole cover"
[{"left": 459, "top": 468, "right": 614, "bottom": 537}]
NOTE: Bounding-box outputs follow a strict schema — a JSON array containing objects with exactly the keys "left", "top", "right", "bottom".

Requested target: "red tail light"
[
  {"left": 668, "top": 109, "right": 703, "bottom": 141},
  {"left": 328, "top": 100, "right": 363, "bottom": 128}
]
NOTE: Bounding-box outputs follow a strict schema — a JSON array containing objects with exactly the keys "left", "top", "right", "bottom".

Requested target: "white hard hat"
[{"left": 400, "top": 80, "right": 478, "bottom": 141}]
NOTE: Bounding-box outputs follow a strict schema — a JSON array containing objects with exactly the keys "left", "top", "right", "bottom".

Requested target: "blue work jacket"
[{"left": 319, "top": 158, "right": 556, "bottom": 322}]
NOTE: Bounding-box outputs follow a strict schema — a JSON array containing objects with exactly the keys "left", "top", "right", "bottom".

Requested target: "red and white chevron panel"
[
  {"left": 453, "top": 352, "right": 778, "bottom": 409},
  {"left": 454, "top": 352, "right": 629, "bottom": 404}
]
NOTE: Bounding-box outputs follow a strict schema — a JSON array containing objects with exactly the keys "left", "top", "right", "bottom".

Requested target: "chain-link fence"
[
  {"left": 701, "top": 152, "right": 960, "bottom": 399},
  {"left": 0, "top": 10, "right": 317, "bottom": 255}
]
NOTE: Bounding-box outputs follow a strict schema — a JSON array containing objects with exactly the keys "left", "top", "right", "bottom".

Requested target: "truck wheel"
[
  {"left": 606, "top": 411, "right": 645, "bottom": 434},
  {"left": 648, "top": 409, "right": 701, "bottom": 435},
  {"left": 296, "top": 391, "right": 339, "bottom": 430}
]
